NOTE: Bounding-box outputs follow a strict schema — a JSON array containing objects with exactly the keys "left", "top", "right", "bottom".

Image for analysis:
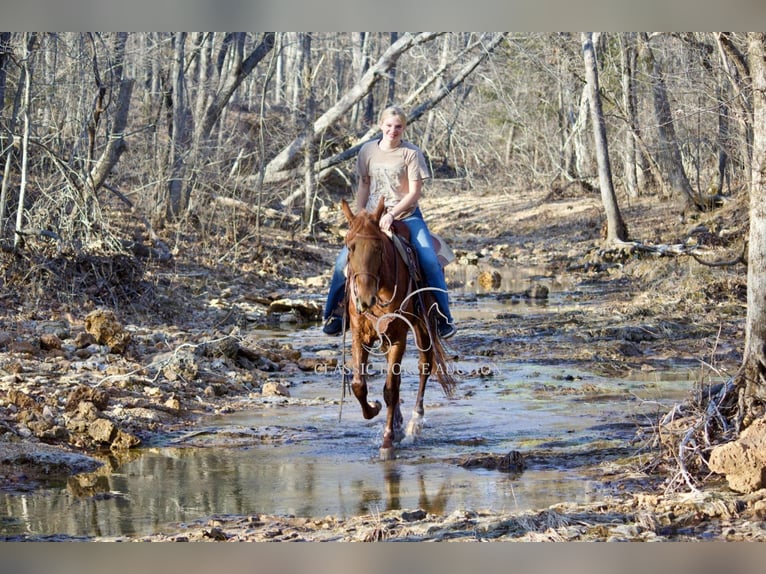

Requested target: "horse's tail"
[{"left": 430, "top": 320, "right": 458, "bottom": 399}]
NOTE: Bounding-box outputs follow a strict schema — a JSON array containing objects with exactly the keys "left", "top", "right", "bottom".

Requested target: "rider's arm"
[{"left": 356, "top": 175, "right": 371, "bottom": 212}]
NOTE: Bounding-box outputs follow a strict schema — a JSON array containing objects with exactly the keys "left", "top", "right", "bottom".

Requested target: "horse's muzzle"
[{"left": 356, "top": 294, "right": 377, "bottom": 313}]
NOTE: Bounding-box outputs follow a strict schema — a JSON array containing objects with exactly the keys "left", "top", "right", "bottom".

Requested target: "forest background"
[{"left": 2, "top": 31, "right": 766, "bottom": 503}]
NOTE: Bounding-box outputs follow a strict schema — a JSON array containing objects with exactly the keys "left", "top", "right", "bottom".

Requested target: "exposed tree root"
[{"left": 643, "top": 364, "right": 740, "bottom": 494}]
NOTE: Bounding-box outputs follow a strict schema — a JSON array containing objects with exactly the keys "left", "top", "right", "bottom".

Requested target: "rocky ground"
[{"left": 1, "top": 180, "right": 759, "bottom": 541}]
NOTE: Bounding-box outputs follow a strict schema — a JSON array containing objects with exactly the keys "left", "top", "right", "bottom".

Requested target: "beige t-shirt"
[{"left": 357, "top": 139, "right": 431, "bottom": 219}]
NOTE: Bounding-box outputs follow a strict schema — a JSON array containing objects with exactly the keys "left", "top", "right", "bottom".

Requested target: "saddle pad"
[{"left": 431, "top": 233, "right": 456, "bottom": 267}]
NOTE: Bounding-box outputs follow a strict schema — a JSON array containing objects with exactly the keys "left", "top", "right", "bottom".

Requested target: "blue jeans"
[{"left": 323, "top": 207, "right": 453, "bottom": 324}]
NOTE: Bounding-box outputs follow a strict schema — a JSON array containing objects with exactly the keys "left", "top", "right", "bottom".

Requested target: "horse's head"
[{"left": 342, "top": 198, "right": 387, "bottom": 313}]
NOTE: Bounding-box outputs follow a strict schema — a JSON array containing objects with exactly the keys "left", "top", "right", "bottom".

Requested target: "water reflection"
[
  {"left": 355, "top": 463, "right": 451, "bottom": 516},
  {"left": 1, "top": 436, "right": 603, "bottom": 539}
]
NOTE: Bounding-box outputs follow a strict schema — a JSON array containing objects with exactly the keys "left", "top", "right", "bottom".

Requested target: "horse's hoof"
[
  {"left": 405, "top": 412, "right": 425, "bottom": 440},
  {"left": 379, "top": 447, "right": 396, "bottom": 461}
]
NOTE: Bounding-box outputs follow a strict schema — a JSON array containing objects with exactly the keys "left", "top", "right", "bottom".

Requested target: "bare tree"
[
  {"left": 301, "top": 33, "right": 317, "bottom": 228},
  {"left": 639, "top": 33, "right": 699, "bottom": 214},
  {"left": 87, "top": 32, "right": 134, "bottom": 193},
  {"left": 0, "top": 32, "right": 15, "bottom": 234},
  {"left": 581, "top": 33, "right": 627, "bottom": 243},
  {"left": 737, "top": 32, "right": 766, "bottom": 427},
  {"left": 166, "top": 32, "right": 189, "bottom": 219},
  {"left": 715, "top": 32, "right": 753, "bottom": 190},
  {"left": 14, "top": 33, "right": 35, "bottom": 250},
  {"left": 620, "top": 33, "right": 639, "bottom": 198}
]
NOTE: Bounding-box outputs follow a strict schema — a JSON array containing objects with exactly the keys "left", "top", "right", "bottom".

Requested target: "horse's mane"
[{"left": 345, "top": 208, "right": 381, "bottom": 245}]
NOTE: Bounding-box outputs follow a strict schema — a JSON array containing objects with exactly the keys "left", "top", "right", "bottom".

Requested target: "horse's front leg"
[
  {"left": 350, "top": 335, "right": 381, "bottom": 420},
  {"left": 405, "top": 329, "right": 432, "bottom": 443},
  {"left": 380, "top": 340, "right": 406, "bottom": 460}
]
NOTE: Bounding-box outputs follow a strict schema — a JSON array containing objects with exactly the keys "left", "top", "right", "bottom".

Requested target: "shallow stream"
[{"left": 1, "top": 269, "right": 700, "bottom": 540}]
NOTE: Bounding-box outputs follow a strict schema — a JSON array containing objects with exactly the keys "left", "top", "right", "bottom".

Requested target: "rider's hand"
[{"left": 380, "top": 212, "right": 394, "bottom": 231}]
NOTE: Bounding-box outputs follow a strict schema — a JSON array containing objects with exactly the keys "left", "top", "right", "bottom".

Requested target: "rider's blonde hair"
[{"left": 378, "top": 105, "right": 407, "bottom": 126}]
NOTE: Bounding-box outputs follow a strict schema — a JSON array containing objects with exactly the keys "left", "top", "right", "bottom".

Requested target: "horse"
[{"left": 340, "top": 197, "right": 456, "bottom": 460}]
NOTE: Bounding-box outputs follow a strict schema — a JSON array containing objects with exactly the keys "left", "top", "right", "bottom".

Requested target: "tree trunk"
[
  {"left": 166, "top": 32, "right": 189, "bottom": 219},
  {"left": 0, "top": 32, "right": 14, "bottom": 234},
  {"left": 0, "top": 33, "right": 11, "bottom": 121},
  {"left": 558, "top": 72, "right": 578, "bottom": 180},
  {"left": 350, "top": 32, "right": 368, "bottom": 130},
  {"left": 301, "top": 33, "right": 317, "bottom": 228},
  {"left": 620, "top": 33, "right": 639, "bottom": 199},
  {"left": 738, "top": 32, "right": 766, "bottom": 426},
  {"left": 195, "top": 32, "right": 275, "bottom": 145},
  {"left": 14, "top": 33, "right": 35, "bottom": 250},
  {"left": 422, "top": 34, "right": 451, "bottom": 153},
  {"left": 386, "top": 32, "right": 398, "bottom": 105},
  {"left": 582, "top": 33, "right": 628, "bottom": 243},
  {"left": 573, "top": 83, "right": 591, "bottom": 177},
  {"left": 639, "top": 33, "right": 698, "bottom": 213},
  {"left": 716, "top": 87, "right": 730, "bottom": 194},
  {"left": 88, "top": 33, "right": 133, "bottom": 192},
  {"left": 715, "top": 32, "right": 753, "bottom": 190}
]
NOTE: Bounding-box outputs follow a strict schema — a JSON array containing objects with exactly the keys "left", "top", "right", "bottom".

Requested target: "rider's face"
[{"left": 379, "top": 116, "right": 404, "bottom": 146}]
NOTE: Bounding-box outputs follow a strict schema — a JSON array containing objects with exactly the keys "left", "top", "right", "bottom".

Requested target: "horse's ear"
[
  {"left": 341, "top": 199, "right": 354, "bottom": 223},
  {"left": 373, "top": 197, "right": 386, "bottom": 222}
]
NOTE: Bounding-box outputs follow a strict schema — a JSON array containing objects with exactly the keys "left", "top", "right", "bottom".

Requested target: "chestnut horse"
[{"left": 341, "top": 197, "right": 456, "bottom": 460}]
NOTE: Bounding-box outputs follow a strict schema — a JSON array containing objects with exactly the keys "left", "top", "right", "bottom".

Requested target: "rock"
[
  {"left": 35, "top": 320, "right": 71, "bottom": 341},
  {"left": 198, "top": 336, "right": 240, "bottom": 359},
  {"left": 88, "top": 418, "right": 117, "bottom": 444},
  {"left": 75, "top": 401, "right": 100, "bottom": 421},
  {"left": 0, "top": 332, "right": 12, "bottom": 349},
  {"left": 478, "top": 270, "right": 502, "bottom": 290},
  {"left": 267, "top": 298, "right": 322, "bottom": 320},
  {"left": 456, "top": 450, "right": 525, "bottom": 473},
  {"left": 41, "top": 333, "right": 65, "bottom": 351},
  {"left": 110, "top": 429, "right": 141, "bottom": 450},
  {"left": 204, "top": 384, "right": 227, "bottom": 397},
  {"left": 161, "top": 350, "right": 199, "bottom": 382},
  {"left": 164, "top": 396, "right": 181, "bottom": 410},
  {"left": 708, "top": 418, "right": 766, "bottom": 493},
  {"left": 262, "top": 381, "right": 290, "bottom": 397},
  {"left": 84, "top": 309, "right": 131, "bottom": 354},
  {"left": 65, "top": 385, "right": 109, "bottom": 411},
  {"left": 6, "top": 390, "right": 37, "bottom": 410},
  {"left": 297, "top": 357, "right": 337, "bottom": 372},
  {"left": 401, "top": 509, "right": 427, "bottom": 522},
  {"left": 73, "top": 332, "right": 97, "bottom": 349},
  {"left": 525, "top": 283, "right": 549, "bottom": 299},
  {"left": 10, "top": 340, "right": 38, "bottom": 356}
]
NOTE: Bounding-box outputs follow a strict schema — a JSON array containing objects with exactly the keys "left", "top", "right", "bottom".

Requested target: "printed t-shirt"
[{"left": 357, "top": 139, "right": 431, "bottom": 219}]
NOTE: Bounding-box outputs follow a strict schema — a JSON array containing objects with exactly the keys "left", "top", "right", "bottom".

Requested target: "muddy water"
[{"left": 1, "top": 272, "right": 698, "bottom": 540}]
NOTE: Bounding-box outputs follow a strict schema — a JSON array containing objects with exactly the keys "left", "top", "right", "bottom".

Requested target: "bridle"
[{"left": 346, "top": 230, "right": 400, "bottom": 310}]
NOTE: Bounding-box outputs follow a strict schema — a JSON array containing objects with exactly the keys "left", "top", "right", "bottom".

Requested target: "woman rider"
[{"left": 322, "top": 105, "right": 456, "bottom": 339}]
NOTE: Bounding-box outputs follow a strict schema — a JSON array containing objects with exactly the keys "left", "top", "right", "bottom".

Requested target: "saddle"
[{"left": 388, "top": 221, "right": 423, "bottom": 286}]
